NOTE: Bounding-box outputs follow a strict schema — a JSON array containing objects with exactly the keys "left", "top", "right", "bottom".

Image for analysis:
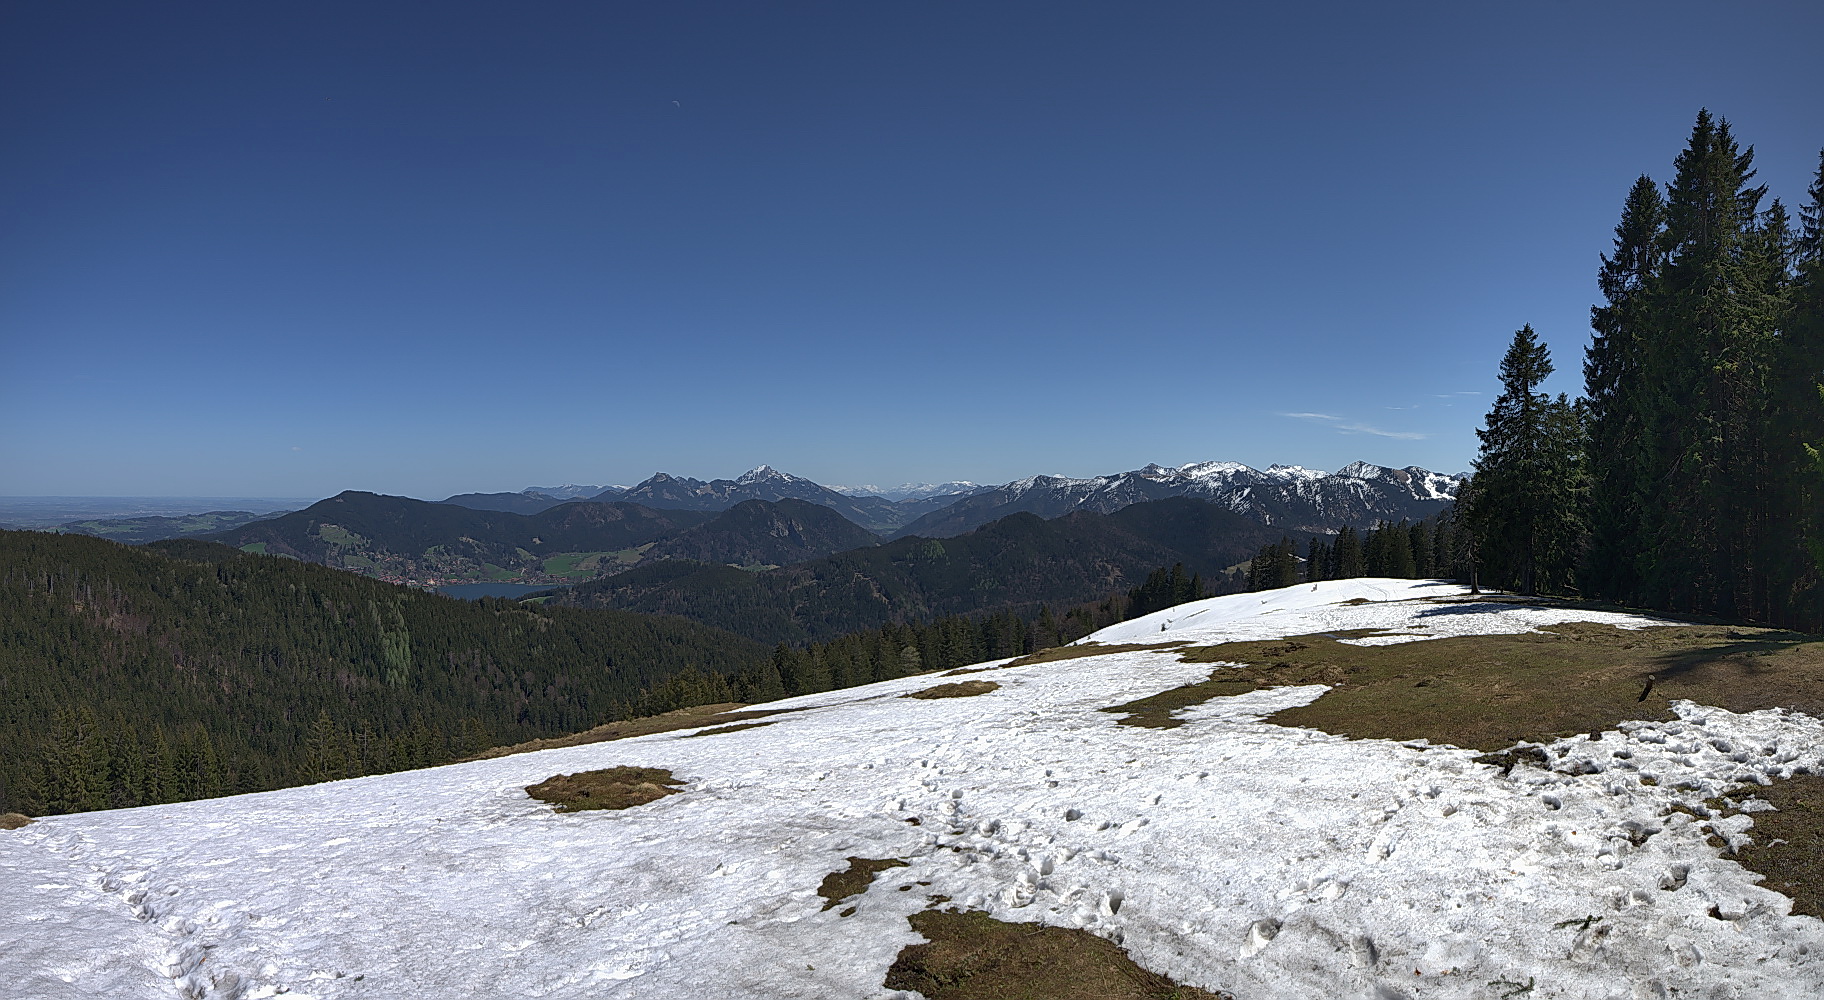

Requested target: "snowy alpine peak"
[
  {"left": 1005, "top": 472, "right": 1106, "bottom": 496},
  {"left": 1168, "top": 461, "right": 1258, "bottom": 483},
  {"left": 1263, "top": 464, "right": 1326, "bottom": 481},
  {"left": 831, "top": 481, "right": 989, "bottom": 502},
  {"left": 734, "top": 465, "right": 810, "bottom": 486},
  {"left": 1334, "top": 460, "right": 1392, "bottom": 480}
]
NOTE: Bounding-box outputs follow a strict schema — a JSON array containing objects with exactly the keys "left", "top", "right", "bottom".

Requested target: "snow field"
[{"left": 2, "top": 579, "right": 1821, "bottom": 999}]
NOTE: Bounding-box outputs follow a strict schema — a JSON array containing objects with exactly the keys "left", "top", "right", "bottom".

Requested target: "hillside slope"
[
  {"left": 206, "top": 492, "right": 715, "bottom": 583},
  {"left": 0, "top": 530, "right": 767, "bottom": 815},
  {"left": 638, "top": 497, "right": 881, "bottom": 568},
  {"left": 553, "top": 498, "right": 1302, "bottom": 643},
  {"left": 6, "top": 580, "right": 1820, "bottom": 1000},
  {"left": 438, "top": 491, "right": 569, "bottom": 514}
]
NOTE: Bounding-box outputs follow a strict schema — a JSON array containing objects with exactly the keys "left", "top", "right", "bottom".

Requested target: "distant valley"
[
  {"left": 11, "top": 462, "right": 1461, "bottom": 613},
  {"left": 548, "top": 497, "right": 1313, "bottom": 643},
  {"left": 52, "top": 510, "right": 292, "bottom": 545}
]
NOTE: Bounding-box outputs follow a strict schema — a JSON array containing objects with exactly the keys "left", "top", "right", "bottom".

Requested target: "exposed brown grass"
[
  {"left": 1000, "top": 642, "right": 1188, "bottom": 670},
  {"left": 905, "top": 680, "right": 1001, "bottom": 700},
  {"left": 0, "top": 813, "right": 33, "bottom": 830},
  {"left": 682, "top": 721, "right": 778, "bottom": 738},
  {"left": 884, "top": 909, "right": 1232, "bottom": 999},
  {"left": 1097, "top": 620, "right": 1824, "bottom": 923},
  {"left": 467, "top": 703, "right": 797, "bottom": 761},
  {"left": 1101, "top": 623, "right": 1824, "bottom": 751},
  {"left": 1731, "top": 775, "right": 1824, "bottom": 918},
  {"left": 524, "top": 766, "right": 684, "bottom": 812},
  {"left": 818, "top": 856, "right": 908, "bottom": 911}
]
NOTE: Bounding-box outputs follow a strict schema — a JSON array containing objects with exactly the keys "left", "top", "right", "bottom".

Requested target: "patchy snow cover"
[
  {"left": 5, "top": 580, "right": 1822, "bottom": 1000},
  {"left": 1093, "top": 579, "right": 1666, "bottom": 647},
  {"left": 830, "top": 482, "right": 988, "bottom": 502}
]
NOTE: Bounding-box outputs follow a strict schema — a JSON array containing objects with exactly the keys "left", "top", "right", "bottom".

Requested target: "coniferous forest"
[
  {"left": 0, "top": 530, "right": 1135, "bottom": 816},
  {"left": 1467, "top": 112, "right": 1824, "bottom": 630},
  {"left": 0, "top": 531, "right": 771, "bottom": 815}
]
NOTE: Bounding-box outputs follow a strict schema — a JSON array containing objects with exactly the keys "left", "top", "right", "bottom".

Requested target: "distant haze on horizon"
[{"left": 4, "top": 1, "right": 1820, "bottom": 498}]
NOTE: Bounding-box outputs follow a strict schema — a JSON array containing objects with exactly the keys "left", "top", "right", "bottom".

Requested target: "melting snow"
[{"left": 4, "top": 579, "right": 1821, "bottom": 999}]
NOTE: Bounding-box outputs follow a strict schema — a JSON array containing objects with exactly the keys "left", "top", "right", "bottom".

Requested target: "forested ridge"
[
  {"left": 0, "top": 531, "right": 767, "bottom": 816},
  {"left": 0, "top": 528, "right": 1171, "bottom": 817},
  {"left": 1466, "top": 113, "right": 1824, "bottom": 631},
  {"left": 551, "top": 498, "right": 1306, "bottom": 643}
]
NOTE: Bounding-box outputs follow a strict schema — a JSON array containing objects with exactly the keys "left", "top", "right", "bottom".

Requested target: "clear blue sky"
[{"left": 5, "top": 1, "right": 1821, "bottom": 499}]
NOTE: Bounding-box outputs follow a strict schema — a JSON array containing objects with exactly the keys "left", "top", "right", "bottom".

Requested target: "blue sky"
[{"left": 4, "top": 1, "right": 1821, "bottom": 499}]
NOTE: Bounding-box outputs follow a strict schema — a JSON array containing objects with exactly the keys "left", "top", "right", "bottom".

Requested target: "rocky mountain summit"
[{"left": 893, "top": 460, "right": 1463, "bottom": 538}]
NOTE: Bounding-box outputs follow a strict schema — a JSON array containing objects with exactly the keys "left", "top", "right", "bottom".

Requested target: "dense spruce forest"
[
  {"left": 0, "top": 531, "right": 771, "bottom": 816},
  {"left": 0, "top": 527, "right": 1179, "bottom": 817},
  {"left": 1240, "top": 513, "right": 1470, "bottom": 592},
  {"left": 1464, "top": 114, "right": 1824, "bottom": 631}
]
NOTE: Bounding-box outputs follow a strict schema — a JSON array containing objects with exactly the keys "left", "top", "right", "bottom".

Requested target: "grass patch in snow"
[
  {"left": 884, "top": 909, "right": 1232, "bottom": 999},
  {"left": 0, "top": 812, "right": 33, "bottom": 830},
  {"left": 1103, "top": 622, "right": 1824, "bottom": 751},
  {"left": 1004, "top": 642, "right": 1188, "bottom": 669},
  {"left": 1101, "top": 639, "right": 1351, "bottom": 729},
  {"left": 682, "top": 721, "right": 777, "bottom": 738},
  {"left": 943, "top": 643, "right": 1185, "bottom": 675},
  {"left": 905, "top": 680, "right": 1001, "bottom": 699},
  {"left": 466, "top": 703, "right": 797, "bottom": 761},
  {"left": 524, "top": 767, "right": 684, "bottom": 812},
  {"left": 1729, "top": 775, "right": 1824, "bottom": 918},
  {"left": 817, "top": 856, "right": 908, "bottom": 911}
]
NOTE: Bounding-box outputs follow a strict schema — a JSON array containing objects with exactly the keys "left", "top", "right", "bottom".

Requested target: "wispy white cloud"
[
  {"left": 1336, "top": 421, "right": 1428, "bottom": 440},
  {"left": 1279, "top": 411, "right": 1429, "bottom": 440}
]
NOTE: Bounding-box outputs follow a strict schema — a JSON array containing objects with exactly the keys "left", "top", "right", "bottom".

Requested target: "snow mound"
[{"left": 5, "top": 581, "right": 1822, "bottom": 999}]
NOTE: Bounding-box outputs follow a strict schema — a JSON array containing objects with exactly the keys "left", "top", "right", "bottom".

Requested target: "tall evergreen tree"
[
  {"left": 1641, "top": 111, "right": 1776, "bottom": 617},
  {"left": 1467, "top": 326, "right": 1585, "bottom": 595},
  {"left": 1780, "top": 149, "right": 1824, "bottom": 627},
  {"left": 1408, "top": 520, "right": 1433, "bottom": 578},
  {"left": 1583, "top": 175, "right": 1665, "bottom": 603},
  {"left": 1331, "top": 526, "right": 1364, "bottom": 579}
]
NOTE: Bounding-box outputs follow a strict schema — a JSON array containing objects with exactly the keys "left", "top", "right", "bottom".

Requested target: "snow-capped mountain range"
[
  {"left": 828, "top": 481, "right": 994, "bottom": 503},
  {"left": 891, "top": 460, "right": 1464, "bottom": 539},
  {"left": 506, "top": 462, "right": 1462, "bottom": 538}
]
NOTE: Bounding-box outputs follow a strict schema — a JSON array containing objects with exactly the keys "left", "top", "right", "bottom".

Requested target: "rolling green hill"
[
  {"left": 638, "top": 497, "right": 881, "bottom": 569},
  {"left": 55, "top": 509, "right": 283, "bottom": 544},
  {"left": 206, "top": 492, "right": 715, "bottom": 584}
]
